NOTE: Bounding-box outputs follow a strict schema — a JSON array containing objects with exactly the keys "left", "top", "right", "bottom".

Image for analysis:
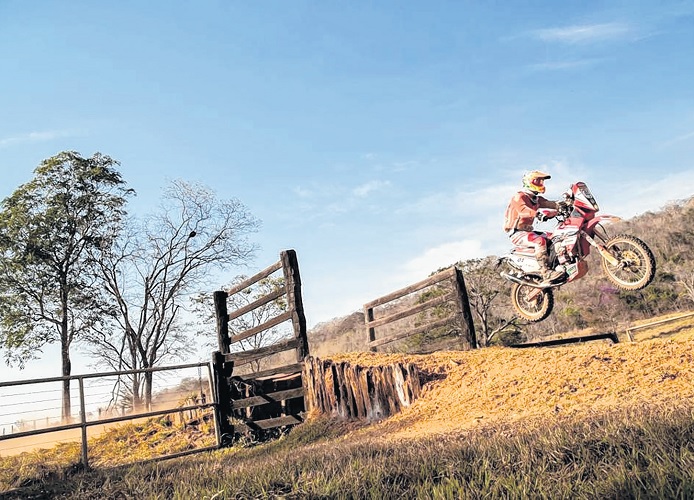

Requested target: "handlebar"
[{"left": 555, "top": 201, "right": 572, "bottom": 221}]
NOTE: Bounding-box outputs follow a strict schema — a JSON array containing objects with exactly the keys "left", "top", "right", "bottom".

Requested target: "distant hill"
[{"left": 308, "top": 311, "right": 365, "bottom": 357}]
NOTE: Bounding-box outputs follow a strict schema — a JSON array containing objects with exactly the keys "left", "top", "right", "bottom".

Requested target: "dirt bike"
[{"left": 499, "top": 181, "right": 656, "bottom": 322}]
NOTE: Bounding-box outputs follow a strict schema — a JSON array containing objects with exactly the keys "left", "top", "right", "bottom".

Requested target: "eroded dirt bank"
[{"left": 325, "top": 332, "right": 694, "bottom": 439}]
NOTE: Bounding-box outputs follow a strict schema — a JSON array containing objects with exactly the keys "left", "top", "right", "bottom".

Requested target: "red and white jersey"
[{"left": 503, "top": 191, "right": 557, "bottom": 233}]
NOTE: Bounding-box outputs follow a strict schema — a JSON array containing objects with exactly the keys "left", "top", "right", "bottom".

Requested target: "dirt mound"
[{"left": 325, "top": 331, "right": 694, "bottom": 439}]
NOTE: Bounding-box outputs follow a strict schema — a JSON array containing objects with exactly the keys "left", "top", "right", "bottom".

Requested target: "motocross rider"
[{"left": 503, "top": 170, "right": 565, "bottom": 285}]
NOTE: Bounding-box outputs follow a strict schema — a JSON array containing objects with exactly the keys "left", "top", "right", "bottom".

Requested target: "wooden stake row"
[{"left": 302, "top": 357, "right": 421, "bottom": 421}]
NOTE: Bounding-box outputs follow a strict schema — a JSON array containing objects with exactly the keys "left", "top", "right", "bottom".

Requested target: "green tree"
[{"left": 0, "top": 152, "right": 133, "bottom": 419}]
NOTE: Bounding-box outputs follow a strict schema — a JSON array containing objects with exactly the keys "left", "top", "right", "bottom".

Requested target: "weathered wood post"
[
  {"left": 214, "top": 290, "right": 231, "bottom": 354},
  {"left": 453, "top": 267, "right": 477, "bottom": 349},
  {"left": 303, "top": 357, "right": 421, "bottom": 420},
  {"left": 212, "top": 351, "right": 234, "bottom": 446},
  {"left": 365, "top": 306, "right": 377, "bottom": 352},
  {"left": 281, "top": 249, "right": 309, "bottom": 361}
]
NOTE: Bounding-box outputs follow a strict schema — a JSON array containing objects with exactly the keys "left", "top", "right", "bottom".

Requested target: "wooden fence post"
[
  {"left": 281, "top": 249, "right": 309, "bottom": 362},
  {"left": 212, "top": 351, "right": 234, "bottom": 446},
  {"left": 214, "top": 290, "right": 230, "bottom": 354},
  {"left": 453, "top": 267, "right": 477, "bottom": 349},
  {"left": 365, "top": 306, "right": 376, "bottom": 352},
  {"left": 303, "top": 357, "right": 422, "bottom": 420}
]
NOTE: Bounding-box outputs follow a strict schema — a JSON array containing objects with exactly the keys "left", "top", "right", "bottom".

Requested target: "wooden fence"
[
  {"left": 364, "top": 266, "right": 477, "bottom": 352},
  {"left": 212, "top": 249, "right": 309, "bottom": 442},
  {"left": 625, "top": 311, "right": 694, "bottom": 341}
]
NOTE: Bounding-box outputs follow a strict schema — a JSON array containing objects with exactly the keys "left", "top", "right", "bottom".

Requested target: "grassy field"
[
  {"left": 3, "top": 406, "right": 694, "bottom": 499},
  {"left": 2, "top": 312, "right": 694, "bottom": 499}
]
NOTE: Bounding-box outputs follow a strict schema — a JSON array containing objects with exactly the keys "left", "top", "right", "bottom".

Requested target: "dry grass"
[
  {"left": 2, "top": 314, "right": 694, "bottom": 498},
  {"left": 0, "top": 413, "right": 215, "bottom": 492}
]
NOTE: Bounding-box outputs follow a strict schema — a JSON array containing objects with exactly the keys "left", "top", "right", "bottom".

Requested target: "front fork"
[{"left": 583, "top": 232, "right": 619, "bottom": 266}]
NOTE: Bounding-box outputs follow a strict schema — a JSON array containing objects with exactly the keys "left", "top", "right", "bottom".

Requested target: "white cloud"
[
  {"left": 531, "top": 22, "right": 631, "bottom": 44},
  {"left": 397, "top": 191, "right": 452, "bottom": 215},
  {"left": 662, "top": 130, "right": 694, "bottom": 147},
  {"left": 390, "top": 160, "right": 418, "bottom": 172},
  {"left": 292, "top": 186, "right": 313, "bottom": 198},
  {"left": 288, "top": 179, "right": 392, "bottom": 224},
  {"left": 454, "top": 184, "right": 515, "bottom": 210},
  {"left": 529, "top": 59, "right": 604, "bottom": 71},
  {"left": 352, "top": 180, "right": 390, "bottom": 198},
  {"left": 402, "top": 240, "right": 485, "bottom": 282},
  {"left": 0, "top": 130, "right": 78, "bottom": 148},
  {"left": 602, "top": 170, "right": 694, "bottom": 219}
]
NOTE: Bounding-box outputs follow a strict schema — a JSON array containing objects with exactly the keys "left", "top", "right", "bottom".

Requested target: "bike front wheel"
[{"left": 601, "top": 234, "right": 656, "bottom": 291}]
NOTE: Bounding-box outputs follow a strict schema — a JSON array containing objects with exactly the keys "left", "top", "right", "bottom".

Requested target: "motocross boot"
[{"left": 538, "top": 253, "right": 565, "bottom": 285}]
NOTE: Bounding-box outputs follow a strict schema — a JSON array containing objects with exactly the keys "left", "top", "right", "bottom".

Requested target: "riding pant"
[{"left": 509, "top": 230, "right": 549, "bottom": 260}]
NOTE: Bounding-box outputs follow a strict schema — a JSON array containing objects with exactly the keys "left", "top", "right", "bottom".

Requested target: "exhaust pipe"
[{"left": 500, "top": 272, "right": 546, "bottom": 289}]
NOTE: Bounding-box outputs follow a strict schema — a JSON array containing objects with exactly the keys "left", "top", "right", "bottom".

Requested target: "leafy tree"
[
  {"left": 86, "top": 180, "right": 259, "bottom": 410},
  {"left": 0, "top": 152, "right": 133, "bottom": 419}
]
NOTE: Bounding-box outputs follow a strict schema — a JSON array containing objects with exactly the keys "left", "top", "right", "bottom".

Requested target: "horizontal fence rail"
[
  {"left": 0, "top": 362, "right": 216, "bottom": 469},
  {"left": 213, "top": 249, "right": 309, "bottom": 442},
  {"left": 364, "top": 266, "right": 476, "bottom": 352},
  {"left": 625, "top": 311, "right": 694, "bottom": 341}
]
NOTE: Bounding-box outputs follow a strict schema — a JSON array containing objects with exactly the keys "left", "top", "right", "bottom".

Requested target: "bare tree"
[
  {"left": 676, "top": 265, "right": 694, "bottom": 306},
  {"left": 458, "top": 257, "right": 520, "bottom": 347},
  {"left": 87, "top": 180, "right": 259, "bottom": 409}
]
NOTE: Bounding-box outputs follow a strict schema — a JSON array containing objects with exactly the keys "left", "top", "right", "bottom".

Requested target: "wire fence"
[{"left": 0, "top": 362, "right": 218, "bottom": 467}]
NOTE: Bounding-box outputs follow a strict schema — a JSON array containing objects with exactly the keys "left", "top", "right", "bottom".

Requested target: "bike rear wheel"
[
  {"left": 601, "top": 234, "right": 656, "bottom": 291},
  {"left": 511, "top": 283, "right": 554, "bottom": 322}
]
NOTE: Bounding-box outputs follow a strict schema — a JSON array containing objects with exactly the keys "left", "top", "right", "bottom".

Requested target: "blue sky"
[{"left": 2, "top": 1, "right": 694, "bottom": 377}]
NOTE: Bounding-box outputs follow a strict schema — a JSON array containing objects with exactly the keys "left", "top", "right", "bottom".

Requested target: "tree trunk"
[
  {"left": 126, "top": 331, "right": 143, "bottom": 411},
  {"left": 59, "top": 281, "right": 74, "bottom": 422},
  {"left": 144, "top": 371, "right": 153, "bottom": 411},
  {"left": 61, "top": 328, "right": 72, "bottom": 421},
  {"left": 131, "top": 374, "right": 143, "bottom": 412}
]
